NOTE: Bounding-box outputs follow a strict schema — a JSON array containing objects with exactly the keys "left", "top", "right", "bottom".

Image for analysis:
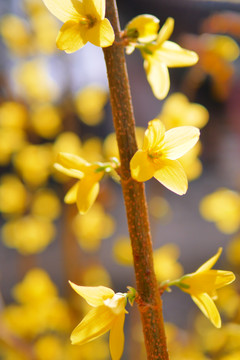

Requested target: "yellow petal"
[
  {"left": 182, "top": 269, "right": 235, "bottom": 295},
  {"left": 76, "top": 176, "right": 100, "bottom": 214},
  {"left": 143, "top": 119, "right": 165, "bottom": 151},
  {"left": 163, "top": 126, "right": 200, "bottom": 160},
  {"left": 130, "top": 150, "right": 156, "bottom": 182},
  {"left": 54, "top": 163, "right": 84, "bottom": 179},
  {"left": 157, "top": 41, "right": 199, "bottom": 67},
  {"left": 157, "top": 17, "right": 174, "bottom": 45},
  {"left": 87, "top": 18, "right": 115, "bottom": 47},
  {"left": 70, "top": 305, "right": 115, "bottom": 345},
  {"left": 84, "top": 0, "right": 105, "bottom": 20},
  {"left": 42, "top": 0, "right": 83, "bottom": 22},
  {"left": 64, "top": 182, "right": 79, "bottom": 203},
  {"left": 56, "top": 21, "right": 88, "bottom": 53},
  {"left": 126, "top": 14, "right": 159, "bottom": 43},
  {"left": 109, "top": 313, "right": 125, "bottom": 360},
  {"left": 191, "top": 293, "right": 221, "bottom": 328},
  {"left": 57, "top": 152, "right": 89, "bottom": 171},
  {"left": 69, "top": 282, "right": 115, "bottom": 306},
  {"left": 153, "top": 159, "right": 188, "bottom": 195},
  {"left": 144, "top": 58, "right": 170, "bottom": 100},
  {"left": 196, "top": 247, "right": 222, "bottom": 273}
]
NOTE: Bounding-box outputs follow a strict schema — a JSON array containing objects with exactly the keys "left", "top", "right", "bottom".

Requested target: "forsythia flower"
[
  {"left": 54, "top": 152, "right": 105, "bottom": 214},
  {"left": 140, "top": 18, "right": 198, "bottom": 99},
  {"left": 42, "top": 0, "right": 115, "bottom": 53},
  {"left": 175, "top": 248, "right": 235, "bottom": 328},
  {"left": 130, "top": 119, "right": 200, "bottom": 195},
  {"left": 69, "top": 282, "right": 127, "bottom": 360}
]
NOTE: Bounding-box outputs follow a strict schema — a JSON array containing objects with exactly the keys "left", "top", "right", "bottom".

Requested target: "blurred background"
[{"left": 0, "top": 0, "right": 240, "bottom": 359}]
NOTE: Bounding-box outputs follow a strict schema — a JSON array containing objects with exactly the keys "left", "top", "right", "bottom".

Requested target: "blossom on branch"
[
  {"left": 42, "top": 0, "right": 115, "bottom": 53},
  {"left": 130, "top": 119, "right": 200, "bottom": 195},
  {"left": 54, "top": 152, "right": 106, "bottom": 214},
  {"left": 172, "top": 248, "right": 235, "bottom": 328},
  {"left": 69, "top": 282, "right": 127, "bottom": 360}
]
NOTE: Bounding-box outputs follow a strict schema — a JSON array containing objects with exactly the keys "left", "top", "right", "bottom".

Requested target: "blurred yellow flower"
[
  {"left": 154, "top": 244, "right": 183, "bottom": 282},
  {"left": 31, "top": 188, "right": 61, "bottom": 220},
  {"left": 0, "top": 15, "right": 31, "bottom": 55},
  {"left": 2, "top": 215, "right": 55, "bottom": 254},
  {"left": 13, "top": 268, "right": 57, "bottom": 304},
  {"left": 30, "top": 103, "right": 62, "bottom": 139},
  {"left": 173, "top": 248, "right": 235, "bottom": 328},
  {"left": 42, "top": 0, "right": 115, "bottom": 53},
  {"left": 0, "top": 128, "right": 26, "bottom": 165},
  {"left": 0, "top": 101, "right": 27, "bottom": 129},
  {"left": 1, "top": 269, "right": 71, "bottom": 338},
  {"left": 179, "top": 142, "right": 203, "bottom": 181},
  {"left": 14, "top": 59, "right": 58, "bottom": 102},
  {"left": 113, "top": 238, "right": 182, "bottom": 282},
  {"left": 54, "top": 152, "right": 109, "bottom": 214},
  {"left": 75, "top": 85, "right": 108, "bottom": 126},
  {"left": 199, "top": 188, "right": 240, "bottom": 234},
  {"left": 14, "top": 144, "right": 53, "bottom": 187},
  {"left": 82, "top": 264, "right": 112, "bottom": 288},
  {"left": 130, "top": 119, "right": 200, "bottom": 195},
  {"left": 69, "top": 282, "right": 127, "bottom": 360},
  {"left": 34, "top": 335, "right": 62, "bottom": 360},
  {"left": 141, "top": 18, "right": 198, "bottom": 99},
  {"left": 226, "top": 235, "right": 240, "bottom": 266},
  {"left": 159, "top": 92, "right": 209, "bottom": 129},
  {"left": 0, "top": 175, "right": 27, "bottom": 217},
  {"left": 103, "top": 127, "right": 145, "bottom": 161},
  {"left": 81, "top": 137, "right": 104, "bottom": 162},
  {"left": 72, "top": 202, "right": 115, "bottom": 251}
]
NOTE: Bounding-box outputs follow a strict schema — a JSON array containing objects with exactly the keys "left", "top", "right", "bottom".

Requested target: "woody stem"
[{"left": 103, "top": 1, "right": 169, "bottom": 359}]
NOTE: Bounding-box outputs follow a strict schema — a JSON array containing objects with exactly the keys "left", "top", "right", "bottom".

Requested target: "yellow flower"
[
  {"left": 141, "top": 18, "right": 198, "bottom": 99},
  {"left": 125, "top": 14, "right": 160, "bottom": 54},
  {"left": 42, "top": 0, "right": 115, "bottom": 53},
  {"left": 69, "top": 282, "right": 127, "bottom": 360},
  {"left": 54, "top": 152, "right": 106, "bottom": 214},
  {"left": 159, "top": 92, "right": 209, "bottom": 129},
  {"left": 72, "top": 202, "right": 115, "bottom": 251},
  {"left": 175, "top": 248, "right": 235, "bottom": 328},
  {"left": 130, "top": 119, "right": 200, "bottom": 195},
  {"left": 199, "top": 188, "right": 240, "bottom": 234}
]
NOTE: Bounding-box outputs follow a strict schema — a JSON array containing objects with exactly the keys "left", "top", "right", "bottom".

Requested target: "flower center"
[{"left": 79, "top": 14, "right": 97, "bottom": 28}]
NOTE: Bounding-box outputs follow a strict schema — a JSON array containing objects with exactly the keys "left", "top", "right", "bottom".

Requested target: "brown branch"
[{"left": 103, "top": 1, "right": 169, "bottom": 359}]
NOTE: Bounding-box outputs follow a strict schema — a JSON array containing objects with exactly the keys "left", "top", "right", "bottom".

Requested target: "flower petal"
[
  {"left": 143, "top": 58, "right": 170, "bottom": 100},
  {"left": 109, "top": 313, "right": 125, "bottom": 360},
  {"left": 191, "top": 293, "right": 221, "bottom": 328},
  {"left": 54, "top": 163, "right": 84, "bottom": 179},
  {"left": 70, "top": 305, "right": 115, "bottom": 345},
  {"left": 69, "top": 282, "right": 115, "bottom": 306},
  {"left": 56, "top": 21, "right": 88, "bottom": 53},
  {"left": 57, "top": 152, "right": 89, "bottom": 171},
  {"left": 196, "top": 247, "right": 222, "bottom": 273},
  {"left": 157, "top": 41, "right": 198, "bottom": 67},
  {"left": 163, "top": 126, "right": 200, "bottom": 160},
  {"left": 126, "top": 14, "right": 160, "bottom": 43},
  {"left": 42, "top": 0, "right": 83, "bottom": 22},
  {"left": 153, "top": 159, "right": 188, "bottom": 195},
  {"left": 130, "top": 150, "right": 156, "bottom": 182},
  {"left": 87, "top": 18, "right": 115, "bottom": 47},
  {"left": 143, "top": 119, "right": 165, "bottom": 152},
  {"left": 157, "top": 17, "right": 174, "bottom": 45},
  {"left": 76, "top": 176, "right": 100, "bottom": 214},
  {"left": 182, "top": 269, "right": 235, "bottom": 295},
  {"left": 84, "top": 0, "right": 105, "bottom": 20},
  {"left": 64, "top": 182, "right": 79, "bottom": 203}
]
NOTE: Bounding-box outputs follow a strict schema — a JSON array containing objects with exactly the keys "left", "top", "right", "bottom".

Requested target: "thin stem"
[{"left": 103, "top": 1, "right": 169, "bottom": 359}]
